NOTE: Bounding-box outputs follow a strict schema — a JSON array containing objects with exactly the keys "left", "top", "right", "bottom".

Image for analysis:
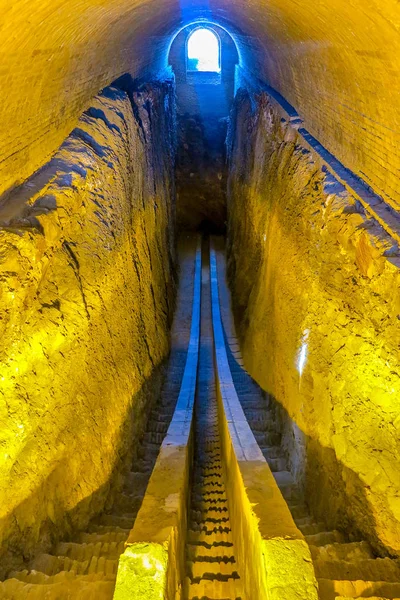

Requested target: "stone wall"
[
  {"left": 226, "top": 88, "right": 400, "bottom": 557},
  {"left": 0, "top": 80, "right": 176, "bottom": 574}
]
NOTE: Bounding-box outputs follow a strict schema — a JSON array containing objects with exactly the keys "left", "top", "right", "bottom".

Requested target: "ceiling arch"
[{"left": 0, "top": 0, "right": 399, "bottom": 204}]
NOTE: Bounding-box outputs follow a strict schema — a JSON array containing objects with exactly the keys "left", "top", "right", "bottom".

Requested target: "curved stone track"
[
  {"left": 212, "top": 235, "right": 400, "bottom": 600},
  {"left": 184, "top": 241, "right": 244, "bottom": 600},
  {"left": 0, "top": 236, "right": 198, "bottom": 600}
]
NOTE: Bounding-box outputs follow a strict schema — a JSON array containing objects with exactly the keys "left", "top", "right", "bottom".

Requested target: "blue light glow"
[{"left": 187, "top": 28, "right": 220, "bottom": 72}]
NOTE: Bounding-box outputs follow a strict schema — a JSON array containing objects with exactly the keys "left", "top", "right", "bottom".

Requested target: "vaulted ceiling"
[{"left": 1, "top": 0, "right": 399, "bottom": 204}]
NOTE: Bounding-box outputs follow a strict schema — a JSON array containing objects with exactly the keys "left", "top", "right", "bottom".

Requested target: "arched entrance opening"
[{"left": 187, "top": 27, "right": 221, "bottom": 73}]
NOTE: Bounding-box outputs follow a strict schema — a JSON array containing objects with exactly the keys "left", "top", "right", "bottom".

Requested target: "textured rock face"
[
  {"left": 0, "top": 82, "right": 176, "bottom": 573},
  {"left": 227, "top": 89, "right": 400, "bottom": 557}
]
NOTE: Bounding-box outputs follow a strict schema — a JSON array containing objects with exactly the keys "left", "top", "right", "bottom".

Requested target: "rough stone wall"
[
  {"left": 0, "top": 81, "right": 176, "bottom": 574},
  {"left": 227, "top": 89, "right": 400, "bottom": 557}
]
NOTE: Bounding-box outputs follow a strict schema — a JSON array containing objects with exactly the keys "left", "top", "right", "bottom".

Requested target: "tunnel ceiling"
[{"left": 1, "top": 0, "right": 399, "bottom": 205}]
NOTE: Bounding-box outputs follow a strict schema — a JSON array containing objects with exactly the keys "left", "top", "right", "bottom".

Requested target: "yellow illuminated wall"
[
  {"left": 227, "top": 90, "right": 400, "bottom": 557},
  {"left": 0, "top": 85, "right": 176, "bottom": 573}
]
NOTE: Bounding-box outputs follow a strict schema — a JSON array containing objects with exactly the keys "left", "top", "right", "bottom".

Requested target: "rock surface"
[
  {"left": 0, "top": 81, "right": 176, "bottom": 575},
  {"left": 226, "top": 88, "right": 400, "bottom": 557}
]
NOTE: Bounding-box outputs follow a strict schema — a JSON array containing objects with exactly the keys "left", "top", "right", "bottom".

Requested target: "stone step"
[
  {"left": 266, "top": 456, "right": 288, "bottom": 472},
  {"left": 288, "top": 503, "right": 310, "bottom": 519},
  {"left": 306, "top": 531, "right": 346, "bottom": 546},
  {"left": 314, "top": 558, "right": 400, "bottom": 583},
  {"left": 244, "top": 409, "right": 274, "bottom": 423},
  {"left": 143, "top": 431, "right": 165, "bottom": 444},
  {"left": 11, "top": 554, "right": 119, "bottom": 581},
  {"left": 336, "top": 597, "right": 400, "bottom": 600},
  {"left": 188, "top": 559, "right": 239, "bottom": 579},
  {"left": 76, "top": 531, "right": 128, "bottom": 544},
  {"left": 54, "top": 541, "right": 124, "bottom": 561},
  {"left": 310, "top": 542, "right": 374, "bottom": 562},
  {"left": 188, "top": 530, "right": 233, "bottom": 545},
  {"left": 187, "top": 545, "right": 235, "bottom": 561},
  {"left": 238, "top": 400, "right": 267, "bottom": 410},
  {"left": 123, "top": 471, "right": 151, "bottom": 493},
  {"left": 86, "top": 525, "right": 131, "bottom": 536},
  {"left": 185, "top": 576, "right": 243, "bottom": 600},
  {"left": 0, "top": 575, "right": 115, "bottom": 599},
  {"left": 112, "top": 492, "right": 143, "bottom": 513},
  {"left": 28, "top": 553, "right": 119, "bottom": 577},
  {"left": 146, "top": 420, "right": 169, "bottom": 434},
  {"left": 260, "top": 445, "right": 286, "bottom": 459},
  {"left": 317, "top": 578, "right": 400, "bottom": 599},
  {"left": 298, "top": 521, "right": 327, "bottom": 536},
  {"left": 254, "top": 431, "right": 281, "bottom": 447},
  {"left": 97, "top": 514, "right": 134, "bottom": 529},
  {"left": 273, "top": 470, "right": 301, "bottom": 500}
]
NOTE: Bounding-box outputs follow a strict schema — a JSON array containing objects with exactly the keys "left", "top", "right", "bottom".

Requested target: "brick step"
[
  {"left": 188, "top": 560, "right": 239, "bottom": 580},
  {"left": 187, "top": 545, "right": 236, "bottom": 562},
  {"left": 54, "top": 541, "right": 125, "bottom": 561},
  {"left": 190, "top": 508, "right": 229, "bottom": 521},
  {"left": 123, "top": 471, "right": 151, "bottom": 492},
  {"left": 288, "top": 503, "right": 310, "bottom": 519},
  {"left": 143, "top": 431, "right": 165, "bottom": 444},
  {"left": 336, "top": 597, "right": 400, "bottom": 600},
  {"left": 76, "top": 531, "right": 128, "bottom": 544},
  {"left": 238, "top": 400, "right": 267, "bottom": 410},
  {"left": 259, "top": 445, "right": 285, "bottom": 459},
  {"left": 244, "top": 409, "right": 274, "bottom": 421},
  {"left": 188, "top": 530, "right": 233, "bottom": 545},
  {"left": 190, "top": 523, "right": 232, "bottom": 535},
  {"left": 310, "top": 542, "right": 374, "bottom": 562},
  {"left": 12, "top": 553, "right": 118, "bottom": 579},
  {"left": 314, "top": 558, "right": 400, "bottom": 583},
  {"left": 253, "top": 431, "right": 281, "bottom": 446},
  {"left": 266, "top": 456, "right": 288, "bottom": 472},
  {"left": 149, "top": 410, "right": 174, "bottom": 422},
  {"left": 0, "top": 574, "right": 115, "bottom": 599},
  {"left": 185, "top": 576, "right": 243, "bottom": 600},
  {"left": 97, "top": 514, "right": 134, "bottom": 529},
  {"left": 130, "top": 458, "right": 154, "bottom": 473},
  {"left": 85, "top": 524, "right": 131, "bottom": 536},
  {"left": 273, "top": 470, "right": 301, "bottom": 500},
  {"left": 317, "top": 578, "right": 400, "bottom": 599},
  {"left": 146, "top": 420, "right": 169, "bottom": 434},
  {"left": 112, "top": 493, "right": 143, "bottom": 513},
  {"left": 306, "top": 531, "right": 346, "bottom": 546},
  {"left": 297, "top": 522, "right": 327, "bottom": 536}
]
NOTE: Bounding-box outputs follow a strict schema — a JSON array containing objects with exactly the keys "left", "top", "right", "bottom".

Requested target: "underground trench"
[{"left": 0, "top": 8, "right": 400, "bottom": 600}]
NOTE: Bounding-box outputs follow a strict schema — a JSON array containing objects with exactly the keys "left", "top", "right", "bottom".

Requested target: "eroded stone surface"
[
  {"left": 226, "top": 88, "right": 400, "bottom": 557},
  {"left": 0, "top": 82, "right": 176, "bottom": 575}
]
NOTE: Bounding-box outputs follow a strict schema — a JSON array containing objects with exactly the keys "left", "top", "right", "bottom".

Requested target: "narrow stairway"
[
  {"left": 212, "top": 236, "right": 400, "bottom": 600},
  {"left": 185, "top": 240, "right": 244, "bottom": 600}
]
